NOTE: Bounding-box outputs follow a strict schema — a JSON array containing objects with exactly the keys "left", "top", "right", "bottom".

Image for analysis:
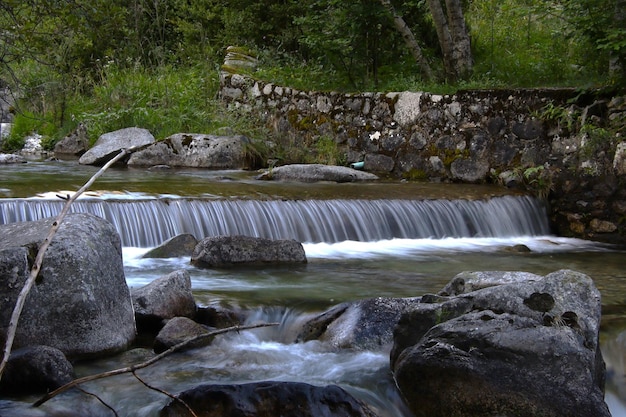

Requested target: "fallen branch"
[
  {"left": 132, "top": 371, "right": 199, "bottom": 417},
  {"left": 33, "top": 322, "right": 279, "bottom": 407},
  {"left": 0, "top": 149, "right": 131, "bottom": 381}
]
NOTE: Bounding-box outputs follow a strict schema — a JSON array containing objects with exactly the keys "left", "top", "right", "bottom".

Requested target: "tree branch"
[
  {"left": 0, "top": 149, "right": 131, "bottom": 381},
  {"left": 33, "top": 322, "right": 279, "bottom": 407}
]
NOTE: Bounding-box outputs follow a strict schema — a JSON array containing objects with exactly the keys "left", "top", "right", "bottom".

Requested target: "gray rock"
[
  {"left": 154, "top": 316, "right": 212, "bottom": 354},
  {"left": 79, "top": 127, "right": 155, "bottom": 165},
  {"left": 256, "top": 163, "right": 379, "bottom": 182},
  {"left": 0, "top": 213, "right": 136, "bottom": 359},
  {"left": 450, "top": 158, "right": 489, "bottom": 182},
  {"left": 142, "top": 234, "right": 198, "bottom": 258},
  {"left": 127, "top": 133, "right": 250, "bottom": 169},
  {"left": 54, "top": 123, "right": 89, "bottom": 157},
  {"left": 131, "top": 269, "right": 197, "bottom": 332},
  {"left": 296, "top": 297, "right": 420, "bottom": 350},
  {"left": 191, "top": 235, "right": 307, "bottom": 268},
  {"left": 438, "top": 270, "right": 542, "bottom": 296},
  {"left": 0, "top": 345, "right": 74, "bottom": 395},
  {"left": 391, "top": 269, "right": 609, "bottom": 417},
  {"left": 160, "top": 381, "right": 380, "bottom": 417}
]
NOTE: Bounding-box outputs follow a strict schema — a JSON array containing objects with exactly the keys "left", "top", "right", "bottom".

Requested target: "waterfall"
[{"left": 0, "top": 195, "right": 550, "bottom": 247}]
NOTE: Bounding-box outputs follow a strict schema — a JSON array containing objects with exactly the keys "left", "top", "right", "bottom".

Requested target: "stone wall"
[{"left": 219, "top": 72, "right": 626, "bottom": 244}]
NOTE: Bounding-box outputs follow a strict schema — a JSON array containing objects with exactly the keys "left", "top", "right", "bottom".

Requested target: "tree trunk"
[
  {"left": 445, "top": 0, "right": 473, "bottom": 81},
  {"left": 378, "top": 0, "right": 434, "bottom": 82},
  {"left": 426, "top": 0, "right": 473, "bottom": 82}
]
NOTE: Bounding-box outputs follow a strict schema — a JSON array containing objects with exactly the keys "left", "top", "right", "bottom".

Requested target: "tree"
[
  {"left": 425, "top": 0, "right": 473, "bottom": 82},
  {"left": 377, "top": 0, "right": 434, "bottom": 82}
]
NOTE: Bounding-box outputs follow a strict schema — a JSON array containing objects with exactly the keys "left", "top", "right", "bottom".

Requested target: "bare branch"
[
  {"left": 33, "top": 322, "right": 279, "bottom": 407},
  {"left": 0, "top": 149, "right": 131, "bottom": 381},
  {"left": 132, "top": 371, "right": 199, "bottom": 417}
]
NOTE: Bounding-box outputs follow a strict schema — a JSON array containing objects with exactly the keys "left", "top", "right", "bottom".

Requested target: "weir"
[{"left": 0, "top": 195, "right": 551, "bottom": 247}]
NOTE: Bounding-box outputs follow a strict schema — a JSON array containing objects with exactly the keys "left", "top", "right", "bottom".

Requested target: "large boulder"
[
  {"left": 0, "top": 213, "right": 136, "bottom": 359},
  {"left": 131, "top": 269, "right": 197, "bottom": 332},
  {"left": 159, "top": 381, "right": 380, "bottom": 417},
  {"left": 191, "top": 235, "right": 307, "bottom": 268},
  {"left": 126, "top": 133, "right": 250, "bottom": 169},
  {"left": 79, "top": 127, "right": 155, "bottom": 165},
  {"left": 391, "top": 269, "right": 610, "bottom": 417},
  {"left": 256, "top": 164, "right": 379, "bottom": 182}
]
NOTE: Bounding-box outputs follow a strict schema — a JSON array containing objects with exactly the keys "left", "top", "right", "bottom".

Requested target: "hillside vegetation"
[{"left": 0, "top": 0, "right": 623, "bottom": 152}]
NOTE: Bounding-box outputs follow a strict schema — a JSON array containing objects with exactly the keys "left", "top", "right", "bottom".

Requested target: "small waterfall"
[{"left": 0, "top": 195, "right": 550, "bottom": 247}]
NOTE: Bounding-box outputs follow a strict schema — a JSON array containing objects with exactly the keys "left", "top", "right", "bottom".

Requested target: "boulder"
[
  {"left": 296, "top": 297, "right": 419, "bottom": 350},
  {"left": 195, "top": 306, "right": 245, "bottom": 329},
  {"left": 126, "top": 133, "right": 250, "bottom": 169},
  {"left": 54, "top": 123, "right": 89, "bottom": 157},
  {"left": 391, "top": 269, "right": 610, "bottom": 417},
  {"left": 79, "top": 127, "right": 155, "bottom": 165},
  {"left": 141, "top": 234, "right": 198, "bottom": 258},
  {"left": 0, "top": 345, "right": 74, "bottom": 395},
  {"left": 154, "top": 316, "right": 213, "bottom": 354},
  {"left": 131, "top": 269, "right": 197, "bottom": 332},
  {"left": 191, "top": 235, "right": 307, "bottom": 268},
  {"left": 256, "top": 164, "right": 379, "bottom": 182},
  {"left": 0, "top": 213, "right": 136, "bottom": 359},
  {"left": 159, "top": 381, "right": 380, "bottom": 417}
]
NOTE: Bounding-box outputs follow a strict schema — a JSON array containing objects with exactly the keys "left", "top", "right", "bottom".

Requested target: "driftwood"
[
  {"left": 33, "top": 322, "right": 279, "bottom": 407},
  {"left": 0, "top": 149, "right": 130, "bottom": 380}
]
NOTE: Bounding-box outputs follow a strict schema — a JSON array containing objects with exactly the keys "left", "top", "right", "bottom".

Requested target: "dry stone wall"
[{"left": 219, "top": 72, "right": 626, "bottom": 244}]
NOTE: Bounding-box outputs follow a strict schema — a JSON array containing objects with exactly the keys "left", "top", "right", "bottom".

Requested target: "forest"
[{"left": 0, "top": 0, "right": 624, "bottom": 151}]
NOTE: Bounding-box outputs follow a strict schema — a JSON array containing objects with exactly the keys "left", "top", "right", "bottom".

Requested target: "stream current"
[{"left": 1, "top": 160, "right": 625, "bottom": 417}]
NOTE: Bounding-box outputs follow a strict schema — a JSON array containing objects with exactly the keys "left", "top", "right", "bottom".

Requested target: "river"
[{"left": 0, "top": 160, "right": 625, "bottom": 417}]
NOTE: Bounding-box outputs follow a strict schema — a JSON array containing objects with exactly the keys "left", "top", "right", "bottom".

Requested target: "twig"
[
  {"left": 132, "top": 371, "right": 199, "bottom": 417},
  {"left": 76, "top": 387, "right": 120, "bottom": 417},
  {"left": 0, "top": 149, "right": 130, "bottom": 381},
  {"left": 33, "top": 322, "right": 279, "bottom": 407}
]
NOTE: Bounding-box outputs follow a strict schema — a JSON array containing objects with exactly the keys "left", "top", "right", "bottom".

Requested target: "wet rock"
[
  {"left": 297, "top": 297, "right": 419, "bottom": 350},
  {"left": 256, "top": 164, "right": 378, "bottom": 183},
  {"left": 0, "top": 213, "right": 136, "bottom": 359},
  {"left": 0, "top": 345, "right": 74, "bottom": 395},
  {"left": 392, "top": 269, "right": 609, "bottom": 417},
  {"left": 127, "top": 133, "right": 250, "bottom": 169},
  {"left": 195, "top": 306, "right": 244, "bottom": 329},
  {"left": 131, "top": 269, "right": 197, "bottom": 333},
  {"left": 154, "top": 316, "right": 213, "bottom": 354},
  {"left": 142, "top": 234, "right": 198, "bottom": 258},
  {"left": 159, "top": 381, "right": 381, "bottom": 417},
  {"left": 79, "top": 127, "right": 155, "bottom": 166},
  {"left": 191, "top": 235, "right": 307, "bottom": 268}
]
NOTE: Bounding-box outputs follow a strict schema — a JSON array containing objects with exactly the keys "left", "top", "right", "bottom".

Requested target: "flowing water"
[{"left": 1, "top": 160, "right": 625, "bottom": 417}]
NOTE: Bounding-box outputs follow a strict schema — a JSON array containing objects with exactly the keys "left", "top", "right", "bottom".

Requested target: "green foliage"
[{"left": 73, "top": 63, "right": 219, "bottom": 142}]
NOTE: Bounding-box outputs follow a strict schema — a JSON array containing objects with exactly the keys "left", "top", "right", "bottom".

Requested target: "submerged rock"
[
  {"left": 159, "top": 381, "right": 381, "bottom": 417},
  {"left": 142, "top": 234, "right": 198, "bottom": 258},
  {"left": 191, "top": 235, "right": 307, "bottom": 267},
  {"left": 391, "top": 269, "right": 609, "bottom": 417},
  {"left": 297, "top": 297, "right": 419, "bottom": 350},
  {"left": 256, "top": 163, "right": 379, "bottom": 182},
  {"left": 153, "top": 317, "right": 213, "bottom": 354}
]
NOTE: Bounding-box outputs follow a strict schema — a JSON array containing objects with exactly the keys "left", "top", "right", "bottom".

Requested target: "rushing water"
[{"left": 1, "top": 160, "right": 625, "bottom": 417}]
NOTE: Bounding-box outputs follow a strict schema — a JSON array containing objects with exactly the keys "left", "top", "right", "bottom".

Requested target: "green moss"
[{"left": 402, "top": 168, "right": 429, "bottom": 180}]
